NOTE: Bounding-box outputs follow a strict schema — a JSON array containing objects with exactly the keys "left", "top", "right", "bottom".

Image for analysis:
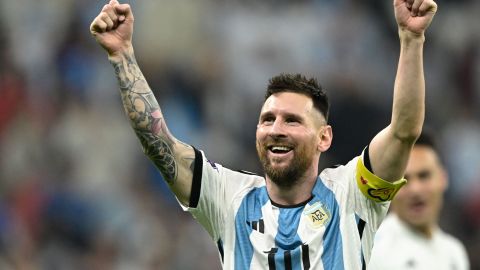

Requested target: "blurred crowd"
[{"left": 0, "top": 0, "right": 479, "bottom": 269}]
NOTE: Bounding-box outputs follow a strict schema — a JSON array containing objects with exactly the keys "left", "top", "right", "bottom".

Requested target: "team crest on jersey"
[{"left": 303, "top": 202, "right": 330, "bottom": 229}]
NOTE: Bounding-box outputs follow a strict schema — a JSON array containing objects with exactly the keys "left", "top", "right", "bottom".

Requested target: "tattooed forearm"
[
  {"left": 112, "top": 52, "right": 148, "bottom": 93},
  {"left": 137, "top": 131, "right": 177, "bottom": 182},
  {"left": 110, "top": 52, "right": 178, "bottom": 184}
]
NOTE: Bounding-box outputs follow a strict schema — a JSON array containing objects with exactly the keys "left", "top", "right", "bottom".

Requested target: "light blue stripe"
[
  {"left": 273, "top": 205, "right": 304, "bottom": 270},
  {"left": 234, "top": 186, "right": 270, "bottom": 270},
  {"left": 276, "top": 207, "right": 303, "bottom": 249},
  {"left": 290, "top": 246, "right": 303, "bottom": 270},
  {"left": 312, "top": 178, "right": 345, "bottom": 270},
  {"left": 274, "top": 251, "right": 286, "bottom": 270}
]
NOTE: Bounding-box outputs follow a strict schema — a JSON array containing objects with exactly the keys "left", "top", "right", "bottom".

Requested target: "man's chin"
[
  {"left": 402, "top": 213, "right": 431, "bottom": 228},
  {"left": 268, "top": 155, "right": 294, "bottom": 165},
  {"left": 267, "top": 162, "right": 291, "bottom": 173}
]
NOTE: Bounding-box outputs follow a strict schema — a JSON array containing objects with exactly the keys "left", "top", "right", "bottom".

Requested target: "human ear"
[{"left": 318, "top": 125, "right": 333, "bottom": 152}]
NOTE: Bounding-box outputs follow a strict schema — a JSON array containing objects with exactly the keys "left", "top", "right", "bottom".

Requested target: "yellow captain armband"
[{"left": 355, "top": 157, "right": 407, "bottom": 202}]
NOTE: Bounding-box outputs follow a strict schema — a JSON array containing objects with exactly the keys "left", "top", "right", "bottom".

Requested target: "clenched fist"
[
  {"left": 394, "top": 0, "right": 437, "bottom": 37},
  {"left": 90, "top": 0, "right": 134, "bottom": 57}
]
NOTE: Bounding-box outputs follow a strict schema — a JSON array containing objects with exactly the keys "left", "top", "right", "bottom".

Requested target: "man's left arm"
[{"left": 369, "top": 0, "right": 437, "bottom": 182}]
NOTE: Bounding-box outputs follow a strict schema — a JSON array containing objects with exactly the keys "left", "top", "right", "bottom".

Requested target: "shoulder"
[
  {"left": 196, "top": 149, "right": 265, "bottom": 197},
  {"left": 235, "top": 169, "right": 260, "bottom": 176},
  {"left": 227, "top": 167, "right": 264, "bottom": 182},
  {"left": 373, "top": 214, "right": 421, "bottom": 251},
  {"left": 219, "top": 166, "right": 266, "bottom": 193},
  {"left": 435, "top": 230, "right": 470, "bottom": 268},
  {"left": 375, "top": 214, "right": 402, "bottom": 240},
  {"left": 318, "top": 156, "right": 360, "bottom": 190},
  {"left": 320, "top": 156, "right": 360, "bottom": 179},
  {"left": 437, "top": 230, "right": 468, "bottom": 254}
]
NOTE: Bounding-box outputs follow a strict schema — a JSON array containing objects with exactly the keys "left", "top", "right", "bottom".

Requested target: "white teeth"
[{"left": 271, "top": 146, "right": 291, "bottom": 152}]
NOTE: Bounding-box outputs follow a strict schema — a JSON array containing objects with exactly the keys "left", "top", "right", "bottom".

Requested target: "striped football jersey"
[{"left": 179, "top": 148, "right": 393, "bottom": 270}]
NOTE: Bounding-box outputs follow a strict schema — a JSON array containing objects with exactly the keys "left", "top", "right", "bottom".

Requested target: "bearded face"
[
  {"left": 256, "top": 92, "right": 328, "bottom": 188},
  {"left": 256, "top": 135, "right": 316, "bottom": 188}
]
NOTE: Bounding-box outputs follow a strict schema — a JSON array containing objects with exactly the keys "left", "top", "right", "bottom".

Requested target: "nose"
[
  {"left": 269, "top": 119, "right": 287, "bottom": 137},
  {"left": 406, "top": 178, "right": 423, "bottom": 194}
]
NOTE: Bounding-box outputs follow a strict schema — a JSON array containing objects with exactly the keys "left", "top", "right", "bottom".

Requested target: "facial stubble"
[{"left": 256, "top": 141, "right": 315, "bottom": 188}]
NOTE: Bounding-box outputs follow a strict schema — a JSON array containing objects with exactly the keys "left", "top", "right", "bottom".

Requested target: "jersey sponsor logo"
[
  {"left": 367, "top": 187, "right": 395, "bottom": 201},
  {"left": 303, "top": 201, "right": 330, "bottom": 229}
]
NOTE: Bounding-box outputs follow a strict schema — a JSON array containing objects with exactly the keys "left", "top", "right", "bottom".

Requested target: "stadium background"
[{"left": 0, "top": 0, "right": 478, "bottom": 269}]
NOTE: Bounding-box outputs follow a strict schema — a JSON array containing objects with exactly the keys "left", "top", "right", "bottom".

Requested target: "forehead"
[
  {"left": 406, "top": 146, "right": 441, "bottom": 174},
  {"left": 261, "top": 92, "right": 315, "bottom": 115}
]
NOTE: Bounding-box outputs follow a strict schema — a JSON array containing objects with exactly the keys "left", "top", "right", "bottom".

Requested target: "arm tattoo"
[{"left": 111, "top": 53, "right": 178, "bottom": 184}]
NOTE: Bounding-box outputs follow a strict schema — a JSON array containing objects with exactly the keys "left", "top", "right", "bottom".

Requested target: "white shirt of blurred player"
[{"left": 369, "top": 213, "right": 469, "bottom": 270}]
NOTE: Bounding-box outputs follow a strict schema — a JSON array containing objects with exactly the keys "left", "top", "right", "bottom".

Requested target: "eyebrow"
[
  {"left": 259, "top": 111, "right": 274, "bottom": 121},
  {"left": 260, "top": 111, "right": 304, "bottom": 120},
  {"left": 405, "top": 169, "right": 431, "bottom": 180},
  {"left": 417, "top": 169, "right": 431, "bottom": 178}
]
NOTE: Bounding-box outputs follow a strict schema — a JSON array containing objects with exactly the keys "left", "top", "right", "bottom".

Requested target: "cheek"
[
  {"left": 393, "top": 191, "right": 407, "bottom": 203},
  {"left": 255, "top": 131, "right": 263, "bottom": 145},
  {"left": 395, "top": 188, "right": 407, "bottom": 198},
  {"left": 256, "top": 126, "right": 267, "bottom": 140},
  {"left": 393, "top": 188, "right": 411, "bottom": 205},
  {"left": 255, "top": 138, "right": 264, "bottom": 153},
  {"left": 301, "top": 133, "right": 319, "bottom": 151},
  {"left": 255, "top": 132, "right": 267, "bottom": 154},
  {"left": 420, "top": 180, "right": 438, "bottom": 193},
  {"left": 427, "top": 184, "right": 444, "bottom": 201}
]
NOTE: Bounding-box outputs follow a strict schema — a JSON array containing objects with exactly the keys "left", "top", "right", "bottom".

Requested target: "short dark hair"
[
  {"left": 415, "top": 128, "right": 445, "bottom": 165},
  {"left": 415, "top": 129, "right": 437, "bottom": 151},
  {"left": 265, "top": 73, "right": 330, "bottom": 121}
]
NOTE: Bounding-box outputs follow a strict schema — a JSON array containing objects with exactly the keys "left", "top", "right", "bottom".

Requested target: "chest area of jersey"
[
  {"left": 231, "top": 184, "right": 346, "bottom": 269},
  {"left": 234, "top": 191, "right": 341, "bottom": 251}
]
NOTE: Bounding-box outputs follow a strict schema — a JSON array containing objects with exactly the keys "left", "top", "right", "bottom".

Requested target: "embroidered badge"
[{"left": 303, "top": 201, "right": 330, "bottom": 229}]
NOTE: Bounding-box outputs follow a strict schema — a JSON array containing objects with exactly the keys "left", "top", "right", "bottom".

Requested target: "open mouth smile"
[{"left": 267, "top": 145, "right": 293, "bottom": 157}]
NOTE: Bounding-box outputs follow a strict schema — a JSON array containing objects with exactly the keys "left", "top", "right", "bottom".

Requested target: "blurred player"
[
  {"left": 90, "top": 0, "right": 437, "bottom": 269},
  {"left": 369, "top": 131, "right": 470, "bottom": 270}
]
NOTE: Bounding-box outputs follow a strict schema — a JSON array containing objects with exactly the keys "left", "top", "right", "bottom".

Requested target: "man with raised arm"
[{"left": 90, "top": 0, "right": 437, "bottom": 269}]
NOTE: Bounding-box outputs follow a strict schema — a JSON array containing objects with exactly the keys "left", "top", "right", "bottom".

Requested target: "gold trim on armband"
[{"left": 356, "top": 157, "right": 407, "bottom": 202}]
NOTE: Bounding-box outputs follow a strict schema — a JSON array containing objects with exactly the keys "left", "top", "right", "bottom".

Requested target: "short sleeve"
[
  {"left": 321, "top": 148, "right": 403, "bottom": 264},
  {"left": 178, "top": 148, "right": 227, "bottom": 241},
  {"left": 178, "top": 148, "right": 263, "bottom": 243}
]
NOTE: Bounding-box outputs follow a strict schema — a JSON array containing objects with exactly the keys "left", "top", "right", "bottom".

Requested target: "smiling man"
[
  {"left": 90, "top": 0, "right": 437, "bottom": 269},
  {"left": 369, "top": 132, "right": 470, "bottom": 270}
]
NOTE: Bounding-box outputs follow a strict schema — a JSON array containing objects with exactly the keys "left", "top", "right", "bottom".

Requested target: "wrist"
[
  {"left": 107, "top": 44, "right": 134, "bottom": 63},
  {"left": 398, "top": 29, "right": 426, "bottom": 44}
]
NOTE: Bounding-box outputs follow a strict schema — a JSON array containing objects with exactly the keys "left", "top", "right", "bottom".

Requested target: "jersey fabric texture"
[
  {"left": 368, "top": 214, "right": 470, "bottom": 270},
  {"left": 179, "top": 148, "right": 393, "bottom": 270}
]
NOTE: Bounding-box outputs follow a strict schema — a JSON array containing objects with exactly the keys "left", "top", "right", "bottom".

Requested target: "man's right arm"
[{"left": 90, "top": 0, "right": 195, "bottom": 206}]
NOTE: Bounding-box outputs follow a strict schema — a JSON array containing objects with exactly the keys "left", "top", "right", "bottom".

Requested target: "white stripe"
[
  {"left": 249, "top": 200, "right": 279, "bottom": 269},
  {"left": 297, "top": 202, "right": 325, "bottom": 270}
]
